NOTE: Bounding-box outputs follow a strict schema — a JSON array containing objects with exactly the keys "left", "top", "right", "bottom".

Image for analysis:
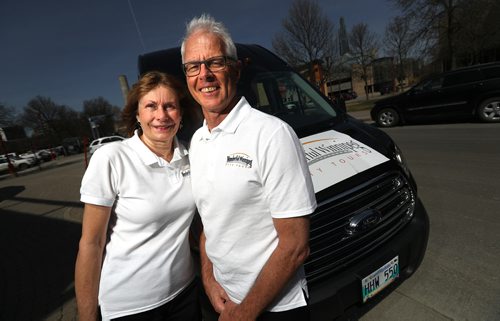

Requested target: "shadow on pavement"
[{"left": 0, "top": 194, "right": 83, "bottom": 320}]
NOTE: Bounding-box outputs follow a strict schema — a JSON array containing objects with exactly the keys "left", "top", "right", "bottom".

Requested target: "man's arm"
[
  {"left": 75, "top": 204, "right": 111, "bottom": 321},
  {"left": 219, "top": 216, "right": 310, "bottom": 321},
  {"left": 200, "top": 230, "right": 230, "bottom": 313}
]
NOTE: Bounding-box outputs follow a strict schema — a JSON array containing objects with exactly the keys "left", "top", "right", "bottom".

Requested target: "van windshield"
[{"left": 246, "top": 71, "right": 337, "bottom": 128}]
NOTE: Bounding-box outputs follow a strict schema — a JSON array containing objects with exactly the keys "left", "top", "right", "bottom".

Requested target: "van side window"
[{"left": 442, "top": 70, "right": 482, "bottom": 87}]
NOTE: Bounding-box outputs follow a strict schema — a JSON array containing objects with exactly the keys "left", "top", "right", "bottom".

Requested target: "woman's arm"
[{"left": 75, "top": 203, "right": 111, "bottom": 321}]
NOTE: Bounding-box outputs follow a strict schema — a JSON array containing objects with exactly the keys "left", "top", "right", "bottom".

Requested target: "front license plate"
[{"left": 362, "top": 256, "right": 399, "bottom": 302}]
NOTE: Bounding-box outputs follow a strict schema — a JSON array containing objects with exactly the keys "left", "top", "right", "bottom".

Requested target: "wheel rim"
[
  {"left": 379, "top": 111, "right": 395, "bottom": 126},
  {"left": 482, "top": 101, "right": 500, "bottom": 120}
]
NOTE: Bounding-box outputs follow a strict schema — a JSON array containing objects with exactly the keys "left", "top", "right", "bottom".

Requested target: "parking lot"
[{"left": 0, "top": 121, "right": 499, "bottom": 321}]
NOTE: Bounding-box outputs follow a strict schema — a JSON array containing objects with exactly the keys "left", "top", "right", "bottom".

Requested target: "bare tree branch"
[{"left": 272, "top": 0, "right": 337, "bottom": 87}]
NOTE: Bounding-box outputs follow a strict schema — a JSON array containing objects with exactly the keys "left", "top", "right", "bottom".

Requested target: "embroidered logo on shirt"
[
  {"left": 226, "top": 153, "right": 253, "bottom": 168},
  {"left": 181, "top": 168, "right": 190, "bottom": 177}
]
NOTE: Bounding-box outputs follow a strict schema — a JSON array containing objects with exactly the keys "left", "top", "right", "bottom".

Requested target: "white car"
[
  {"left": 19, "top": 149, "right": 53, "bottom": 163},
  {"left": 0, "top": 156, "right": 33, "bottom": 173},
  {"left": 89, "top": 136, "right": 125, "bottom": 157}
]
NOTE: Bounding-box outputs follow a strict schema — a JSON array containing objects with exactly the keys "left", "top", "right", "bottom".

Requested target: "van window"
[
  {"left": 249, "top": 71, "right": 336, "bottom": 128},
  {"left": 442, "top": 70, "right": 482, "bottom": 87}
]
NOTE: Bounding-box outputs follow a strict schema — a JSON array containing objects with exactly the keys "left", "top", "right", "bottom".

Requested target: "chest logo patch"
[{"left": 226, "top": 153, "right": 253, "bottom": 168}]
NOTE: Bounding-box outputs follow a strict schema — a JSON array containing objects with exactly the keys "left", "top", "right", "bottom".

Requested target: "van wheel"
[
  {"left": 376, "top": 108, "right": 400, "bottom": 127},
  {"left": 477, "top": 97, "right": 500, "bottom": 122}
]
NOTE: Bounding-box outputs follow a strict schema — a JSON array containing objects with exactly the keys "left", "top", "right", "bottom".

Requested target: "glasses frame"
[{"left": 182, "top": 56, "right": 236, "bottom": 77}]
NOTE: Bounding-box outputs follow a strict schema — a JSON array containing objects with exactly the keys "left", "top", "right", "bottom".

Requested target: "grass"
[{"left": 345, "top": 93, "right": 398, "bottom": 112}]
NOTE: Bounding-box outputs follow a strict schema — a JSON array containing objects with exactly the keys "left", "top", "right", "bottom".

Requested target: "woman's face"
[{"left": 137, "top": 85, "right": 182, "bottom": 146}]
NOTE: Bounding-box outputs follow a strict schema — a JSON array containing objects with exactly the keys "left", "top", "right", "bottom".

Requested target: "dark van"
[
  {"left": 371, "top": 62, "right": 500, "bottom": 127},
  {"left": 138, "top": 44, "right": 429, "bottom": 320}
]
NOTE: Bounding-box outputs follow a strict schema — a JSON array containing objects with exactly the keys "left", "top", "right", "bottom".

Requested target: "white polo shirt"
[
  {"left": 190, "top": 97, "right": 317, "bottom": 312},
  {"left": 80, "top": 131, "right": 196, "bottom": 320}
]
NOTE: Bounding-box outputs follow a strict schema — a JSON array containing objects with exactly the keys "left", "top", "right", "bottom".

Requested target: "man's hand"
[
  {"left": 219, "top": 300, "right": 256, "bottom": 321},
  {"left": 200, "top": 230, "right": 230, "bottom": 313},
  {"left": 204, "top": 277, "right": 230, "bottom": 313}
]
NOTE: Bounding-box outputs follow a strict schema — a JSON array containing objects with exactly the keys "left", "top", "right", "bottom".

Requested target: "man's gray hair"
[{"left": 180, "top": 13, "right": 237, "bottom": 62}]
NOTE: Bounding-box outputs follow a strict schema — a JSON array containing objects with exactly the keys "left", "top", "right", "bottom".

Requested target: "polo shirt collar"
[
  {"left": 128, "top": 130, "right": 187, "bottom": 167},
  {"left": 199, "top": 96, "right": 251, "bottom": 139}
]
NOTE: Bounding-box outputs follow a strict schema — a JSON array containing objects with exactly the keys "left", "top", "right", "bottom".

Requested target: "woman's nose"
[{"left": 155, "top": 107, "right": 170, "bottom": 120}]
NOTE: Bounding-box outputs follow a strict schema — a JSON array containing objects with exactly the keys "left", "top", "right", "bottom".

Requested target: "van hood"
[{"left": 297, "top": 115, "right": 397, "bottom": 193}]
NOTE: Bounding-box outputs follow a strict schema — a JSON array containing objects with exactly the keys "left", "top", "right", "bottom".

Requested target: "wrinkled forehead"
[{"left": 183, "top": 31, "right": 227, "bottom": 62}]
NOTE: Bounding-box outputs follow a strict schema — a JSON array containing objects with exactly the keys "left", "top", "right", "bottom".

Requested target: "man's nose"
[{"left": 199, "top": 63, "right": 215, "bottom": 79}]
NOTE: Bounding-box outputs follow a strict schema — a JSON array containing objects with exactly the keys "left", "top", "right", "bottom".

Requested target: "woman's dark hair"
[{"left": 122, "top": 71, "right": 195, "bottom": 137}]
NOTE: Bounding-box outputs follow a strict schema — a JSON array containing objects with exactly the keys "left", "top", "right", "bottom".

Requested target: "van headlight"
[{"left": 393, "top": 143, "right": 410, "bottom": 177}]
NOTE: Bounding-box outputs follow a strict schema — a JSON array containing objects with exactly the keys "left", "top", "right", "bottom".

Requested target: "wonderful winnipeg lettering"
[
  {"left": 304, "top": 140, "right": 372, "bottom": 165},
  {"left": 226, "top": 153, "right": 253, "bottom": 168}
]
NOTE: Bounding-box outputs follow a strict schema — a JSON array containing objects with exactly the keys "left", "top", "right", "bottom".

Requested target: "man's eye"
[
  {"left": 187, "top": 64, "right": 200, "bottom": 72},
  {"left": 209, "top": 59, "right": 224, "bottom": 68}
]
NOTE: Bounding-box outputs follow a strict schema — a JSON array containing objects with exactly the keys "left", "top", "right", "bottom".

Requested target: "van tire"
[
  {"left": 376, "top": 108, "right": 400, "bottom": 127},
  {"left": 477, "top": 97, "right": 500, "bottom": 122}
]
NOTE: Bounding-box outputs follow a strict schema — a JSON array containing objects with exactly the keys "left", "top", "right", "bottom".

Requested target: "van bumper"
[{"left": 309, "top": 198, "right": 429, "bottom": 320}]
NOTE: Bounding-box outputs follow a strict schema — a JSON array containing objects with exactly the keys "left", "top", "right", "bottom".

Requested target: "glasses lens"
[
  {"left": 184, "top": 63, "right": 200, "bottom": 76},
  {"left": 183, "top": 56, "right": 232, "bottom": 76},
  {"left": 207, "top": 57, "right": 226, "bottom": 71}
]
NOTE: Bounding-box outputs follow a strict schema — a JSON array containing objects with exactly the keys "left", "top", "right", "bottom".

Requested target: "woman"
[{"left": 75, "top": 71, "right": 201, "bottom": 321}]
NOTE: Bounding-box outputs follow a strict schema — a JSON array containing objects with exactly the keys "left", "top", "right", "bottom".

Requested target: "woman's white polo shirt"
[{"left": 80, "top": 131, "right": 196, "bottom": 320}]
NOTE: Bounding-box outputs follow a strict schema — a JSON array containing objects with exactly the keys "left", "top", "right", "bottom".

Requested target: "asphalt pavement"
[{"left": 0, "top": 110, "right": 373, "bottom": 321}]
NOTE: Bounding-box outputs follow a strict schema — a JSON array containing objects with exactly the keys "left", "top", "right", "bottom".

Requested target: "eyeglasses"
[{"left": 182, "top": 56, "right": 235, "bottom": 77}]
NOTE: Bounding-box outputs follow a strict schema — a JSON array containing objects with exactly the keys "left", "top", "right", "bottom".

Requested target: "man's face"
[{"left": 183, "top": 31, "right": 239, "bottom": 115}]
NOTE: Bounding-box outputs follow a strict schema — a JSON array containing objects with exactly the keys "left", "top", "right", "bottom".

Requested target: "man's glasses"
[{"left": 182, "top": 56, "right": 235, "bottom": 77}]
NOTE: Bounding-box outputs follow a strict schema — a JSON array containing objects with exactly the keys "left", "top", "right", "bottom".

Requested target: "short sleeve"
[
  {"left": 80, "top": 148, "right": 117, "bottom": 207},
  {"left": 260, "top": 123, "right": 317, "bottom": 218}
]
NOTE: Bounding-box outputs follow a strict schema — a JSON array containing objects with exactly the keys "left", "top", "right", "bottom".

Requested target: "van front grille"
[{"left": 304, "top": 171, "right": 415, "bottom": 285}]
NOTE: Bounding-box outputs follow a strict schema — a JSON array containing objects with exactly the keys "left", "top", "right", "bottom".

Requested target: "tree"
[
  {"left": 83, "top": 97, "right": 122, "bottom": 138},
  {"left": 21, "top": 96, "right": 61, "bottom": 138},
  {"left": 272, "top": 0, "right": 337, "bottom": 88},
  {"left": 453, "top": 0, "right": 500, "bottom": 65},
  {"left": 0, "top": 103, "right": 17, "bottom": 127},
  {"left": 384, "top": 16, "right": 415, "bottom": 90},
  {"left": 20, "top": 96, "right": 88, "bottom": 147},
  {"left": 349, "top": 23, "right": 379, "bottom": 99}
]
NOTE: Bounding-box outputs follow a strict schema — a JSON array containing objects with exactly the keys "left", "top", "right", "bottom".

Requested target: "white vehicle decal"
[{"left": 301, "top": 130, "right": 390, "bottom": 192}]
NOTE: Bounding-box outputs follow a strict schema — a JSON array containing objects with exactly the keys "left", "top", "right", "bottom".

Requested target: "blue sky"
[{"left": 0, "top": 0, "right": 399, "bottom": 115}]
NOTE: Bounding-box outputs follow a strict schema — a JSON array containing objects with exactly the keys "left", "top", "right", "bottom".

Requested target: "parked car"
[
  {"left": 88, "top": 135, "right": 125, "bottom": 157},
  {"left": 138, "top": 44, "right": 429, "bottom": 320},
  {"left": 19, "top": 149, "right": 53, "bottom": 163},
  {"left": 371, "top": 62, "right": 500, "bottom": 127},
  {"left": 0, "top": 155, "right": 33, "bottom": 173}
]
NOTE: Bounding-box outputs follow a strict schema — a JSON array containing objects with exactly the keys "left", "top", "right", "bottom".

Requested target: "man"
[{"left": 181, "top": 14, "right": 317, "bottom": 321}]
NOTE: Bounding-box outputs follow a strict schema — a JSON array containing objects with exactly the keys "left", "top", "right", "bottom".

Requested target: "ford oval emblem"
[{"left": 346, "top": 208, "right": 382, "bottom": 236}]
